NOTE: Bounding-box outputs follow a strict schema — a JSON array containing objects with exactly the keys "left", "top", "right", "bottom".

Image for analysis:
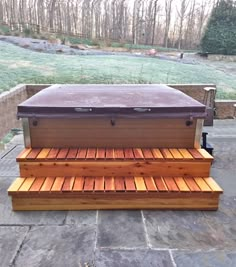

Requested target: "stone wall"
[
  {"left": 215, "top": 100, "right": 236, "bottom": 119},
  {"left": 0, "top": 84, "right": 27, "bottom": 140}
]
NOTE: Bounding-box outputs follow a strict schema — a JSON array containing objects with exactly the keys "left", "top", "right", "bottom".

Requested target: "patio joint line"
[
  {"left": 141, "top": 210, "right": 151, "bottom": 248},
  {"left": 169, "top": 249, "right": 177, "bottom": 267}
]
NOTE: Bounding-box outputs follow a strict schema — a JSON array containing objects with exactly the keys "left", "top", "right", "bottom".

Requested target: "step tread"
[
  {"left": 8, "top": 176, "right": 223, "bottom": 195},
  {"left": 17, "top": 148, "right": 213, "bottom": 162}
]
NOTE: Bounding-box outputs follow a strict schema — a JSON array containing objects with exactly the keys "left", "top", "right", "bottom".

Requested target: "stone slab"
[{"left": 65, "top": 210, "right": 97, "bottom": 225}]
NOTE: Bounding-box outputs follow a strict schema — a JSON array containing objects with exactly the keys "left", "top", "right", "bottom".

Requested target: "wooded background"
[{"left": 0, "top": 0, "right": 217, "bottom": 49}]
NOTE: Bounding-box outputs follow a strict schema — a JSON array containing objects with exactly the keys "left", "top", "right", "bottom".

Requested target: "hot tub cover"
[{"left": 17, "top": 84, "right": 206, "bottom": 119}]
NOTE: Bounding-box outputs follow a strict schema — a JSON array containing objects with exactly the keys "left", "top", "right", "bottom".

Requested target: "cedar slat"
[
  {"left": 94, "top": 177, "right": 104, "bottom": 191},
  {"left": 29, "top": 177, "right": 45, "bottom": 192},
  {"left": 47, "top": 148, "right": 59, "bottom": 159},
  {"left": 160, "top": 149, "right": 173, "bottom": 159},
  {"left": 16, "top": 148, "right": 32, "bottom": 160},
  {"left": 151, "top": 149, "right": 164, "bottom": 159},
  {"left": 124, "top": 149, "right": 135, "bottom": 159},
  {"left": 132, "top": 148, "right": 144, "bottom": 159},
  {"left": 134, "top": 177, "right": 146, "bottom": 191},
  {"left": 104, "top": 176, "right": 115, "bottom": 191},
  {"left": 40, "top": 177, "right": 55, "bottom": 192},
  {"left": 169, "top": 149, "right": 183, "bottom": 159},
  {"left": 73, "top": 177, "right": 84, "bottom": 191},
  {"left": 62, "top": 177, "right": 75, "bottom": 191},
  {"left": 114, "top": 177, "right": 125, "bottom": 191},
  {"left": 57, "top": 149, "right": 69, "bottom": 159},
  {"left": 66, "top": 149, "right": 78, "bottom": 159},
  {"left": 184, "top": 177, "right": 201, "bottom": 192},
  {"left": 105, "top": 149, "right": 114, "bottom": 159},
  {"left": 51, "top": 177, "right": 65, "bottom": 191},
  {"left": 153, "top": 177, "right": 168, "bottom": 191},
  {"left": 36, "top": 148, "right": 51, "bottom": 159},
  {"left": 178, "top": 149, "right": 193, "bottom": 159},
  {"left": 8, "top": 178, "right": 26, "bottom": 192},
  {"left": 26, "top": 149, "right": 41, "bottom": 159},
  {"left": 174, "top": 177, "right": 190, "bottom": 192},
  {"left": 96, "top": 148, "right": 105, "bottom": 159},
  {"left": 18, "top": 177, "right": 35, "bottom": 192},
  {"left": 188, "top": 149, "right": 203, "bottom": 159},
  {"left": 76, "top": 148, "right": 87, "bottom": 159},
  {"left": 144, "top": 177, "right": 157, "bottom": 191},
  {"left": 197, "top": 149, "right": 214, "bottom": 160},
  {"left": 114, "top": 149, "right": 125, "bottom": 159},
  {"left": 83, "top": 177, "right": 95, "bottom": 191},
  {"left": 124, "top": 177, "right": 136, "bottom": 191},
  {"left": 194, "top": 177, "right": 212, "bottom": 192},
  {"left": 164, "top": 177, "right": 179, "bottom": 192},
  {"left": 141, "top": 149, "right": 153, "bottom": 159},
  {"left": 204, "top": 177, "right": 223, "bottom": 193},
  {"left": 86, "top": 148, "right": 97, "bottom": 159}
]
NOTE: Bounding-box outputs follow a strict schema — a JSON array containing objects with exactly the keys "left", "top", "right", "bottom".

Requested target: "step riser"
[
  {"left": 19, "top": 161, "right": 211, "bottom": 177},
  {"left": 11, "top": 195, "right": 220, "bottom": 211}
]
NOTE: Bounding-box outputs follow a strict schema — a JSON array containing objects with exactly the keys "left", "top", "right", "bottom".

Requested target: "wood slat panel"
[
  {"left": 174, "top": 177, "right": 190, "bottom": 192},
  {"left": 194, "top": 177, "right": 212, "bottom": 192},
  {"left": 141, "top": 149, "right": 153, "bottom": 159},
  {"left": 204, "top": 177, "right": 223, "bottom": 193},
  {"left": 8, "top": 178, "right": 26, "bottom": 192},
  {"left": 160, "top": 149, "right": 173, "bottom": 159},
  {"left": 47, "top": 148, "right": 59, "bottom": 159},
  {"left": 132, "top": 148, "right": 144, "bottom": 159},
  {"left": 124, "top": 177, "right": 136, "bottom": 191},
  {"left": 36, "top": 148, "right": 50, "bottom": 159},
  {"left": 96, "top": 148, "right": 105, "bottom": 159},
  {"left": 184, "top": 177, "right": 201, "bottom": 192},
  {"left": 169, "top": 149, "right": 183, "bottom": 159},
  {"left": 18, "top": 177, "right": 35, "bottom": 192},
  {"left": 29, "top": 177, "right": 45, "bottom": 192},
  {"left": 152, "top": 149, "right": 164, "bottom": 159},
  {"left": 40, "top": 177, "right": 55, "bottom": 192},
  {"left": 94, "top": 177, "right": 105, "bottom": 191},
  {"left": 164, "top": 177, "right": 179, "bottom": 192},
  {"left": 26, "top": 149, "right": 41, "bottom": 159},
  {"left": 104, "top": 176, "right": 115, "bottom": 191},
  {"left": 57, "top": 149, "right": 69, "bottom": 159},
  {"left": 144, "top": 177, "right": 157, "bottom": 191},
  {"left": 153, "top": 177, "right": 168, "bottom": 191},
  {"left": 83, "top": 177, "right": 95, "bottom": 191},
  {"left": 178, "top": 149, "right": 193, "bottom": 159},
  {"left": 105, "top": 149, "right": 114, "bottom": 159},
  {"left": 134, "top": 177, "right": 146, "bottom": 191},
  {"left": 62, "top": 177, "right": 75, "bottom": 192},
  {"left": 51, "top": 177, "right": 65, "bottom": 192},
  {"left": 17, "top": 148, "right": 32, "bottom": 160},
  {"left": 114, "top": 149, "right": 125, "bottom": 159},
  {"left": 76, "top": 148, "right": 87, "bottom": 159},
  {"left": 197, "top": 149, "right": 214, "bottom": 160},
  {"left": 73, "top": 177, "right": 84, "bottom": 191},
  {"left": 66, "top": 149, "right": 78, "bottom": 159},
  {"left": 86, "top": 148, "right": 97, "bottom": 159},
  {"left": 114, "top": 177, "right": 125, "bottom": 191},
  {"left": 124, "top": 149, "right": 135, "bottom": 159},
  {"left": 188, "top": 149, "right": 203, "bottom": 159}
]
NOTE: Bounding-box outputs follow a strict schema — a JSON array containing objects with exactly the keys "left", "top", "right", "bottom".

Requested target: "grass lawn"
[{"left": 0, "top": 40, "right": 236, "bottom": 99}]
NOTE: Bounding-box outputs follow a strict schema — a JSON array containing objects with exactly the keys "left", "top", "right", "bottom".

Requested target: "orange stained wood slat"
[
  {"left": 51, "top": 177, "right": 65, "bottom": 191},
  {"left": 76, "top": 148, "right": 87, "bottom": 159},
  {"left": 188, "top": 149, "right": 203, "bottom": 159},
  {"left": 104, "top": 176, "right": 115, "bottom": 191},
  {"left": 36, "top": 148, "right": 51, "bottom": 159},
  {"left": 96, "top": 148, "right": 106, "bottom": 159},
  {"left": 57, "top": 149, "right": 69, "bottom": 159},
  {"left": 114, "top": 149, "right": 125, "bottom": 159},
  {"left": 86, "top": 148, "right": 97, "bottom": 159},
  {"left": 124, "top": 177, "right": 136, "bottom": 191},
  {"left": 47, "top": 148, "right": 59, "bottom": 159},
  {"left": 83, "top": 177, "right": 95, "bottom": 191},
  {"left": 29, "top": 177, "right": 45, "bottom": 192},
  {"left": 18, "top": 177, "right": 35, "bottom": 192},
  {"left": 62, "top": 177, "right": 75, "bottom": 191},
  {"left": 94, "top": 177, "right": 105, "bottom": 191},
  {"left": 178, "top": 149, "right": 193, "bottom": 159},
  {"left": 164, "top": 177, "right": 179, "bottom": 192},
  {"left": 40, "top": 177, "right": 55, "bottom": 192},
  {"left": 184, "top": 177, "right": 201, "bottom": 192},
  {"left": 115, "top": 177, "right": 125, "bottom": 191},
  {"left": 194, "top": 177, "right": 212, "bottom": 192},
  {"left": 204, "top": 177, "right": 223, "bottom": 193},
  {"left": 132, "top": 148, "right": 144, "bottom": 159},
  {"left": 105, "top": 148, "right": 114, "bottom": 159},
  {"left": 153, "top": 177, "right": 168, "bottom": 191},
  {"left": 124, "top": 149, "right": 135, "bottom": 159},
  {"left": 174, "top": 177, "right": 190, "bottom": 192},
  {"left": 197, "top": 149, "right": 214, "bottom": 160},
  {"left": 66, "top": 149, "right": 78, "bottom": 159},
  {"left": 17, "top": 148, "right": 32, "bottom": 160},
  {"left": 144, "top": 177, "right": 157, "bottom": 191},
  {"left": 160, "top": 149, "right": 173, "bottom": 159},
  {"left": 169, "top": 149, "right": 183, "bottom": 159},
  {"left": 134, "top": 177, "right": 146, "bottom": 191},
  {"left": 73, "top": 177, "right": 85, "bottom": 191},
  {"left": 141, "top": 149, "right": 153, "bottom": 159},
  {"left": 26, "top": 149, "right": 41, "bottom": 159},
  {"left": 151, "top": 149, "right": 164, "bottom": 159},
  {"left": 8, "top": 177, "right": 25, "bottom": 192}
]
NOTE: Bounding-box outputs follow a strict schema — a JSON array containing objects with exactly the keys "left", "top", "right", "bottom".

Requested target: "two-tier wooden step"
[
  {"left": 17, "top": 147, "right": 213, "bottom": 177},
  {"left": 8, "top": 176, "right": 223, "bottom": 211}
]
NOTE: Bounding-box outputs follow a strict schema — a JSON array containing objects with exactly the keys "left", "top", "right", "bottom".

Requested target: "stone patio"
[{"left": 0, "top": 120, "right": 236, "bottom": 267}]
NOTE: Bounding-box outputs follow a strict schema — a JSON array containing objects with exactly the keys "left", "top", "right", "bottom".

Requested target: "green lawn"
[{"left": 0, "top": 40, "right": 236, "bottom": 99}]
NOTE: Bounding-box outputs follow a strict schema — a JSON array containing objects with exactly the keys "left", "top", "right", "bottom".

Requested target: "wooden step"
[
  {"left": 8, "top": 176, "right": 223, "bottom": 211},
  {"left": 17, "top": 148, "right": 213, "bottom": 177}
]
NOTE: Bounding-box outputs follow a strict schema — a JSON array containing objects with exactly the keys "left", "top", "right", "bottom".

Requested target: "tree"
[{"left": 201, "top": 0, "right": 236, "bottom": 55}]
